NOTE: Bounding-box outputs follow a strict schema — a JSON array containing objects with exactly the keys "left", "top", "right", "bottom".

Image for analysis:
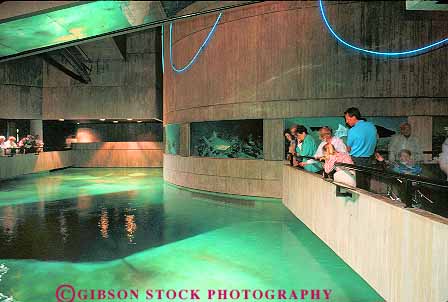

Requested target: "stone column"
[
  {"left": 30, "top": 119, "right": 43, "bottom": 139},
  {"left": 6, "top": 121, "right": 16, "bottom": 139},
  {"left": 179, "top": 123, "right": 190, "bottom": 157},
  {"left": 263, "top": 119, "right": 284, "bottom": 161}
]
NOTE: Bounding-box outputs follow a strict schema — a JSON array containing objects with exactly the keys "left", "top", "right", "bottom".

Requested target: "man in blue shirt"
[{"left": 344, "top": 107, "right": 377, "bottom": 189}]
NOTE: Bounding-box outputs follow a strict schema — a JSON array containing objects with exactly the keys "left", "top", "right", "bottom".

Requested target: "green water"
[{"left": 0, "top": 168, "right": 383, "bottom": 302}]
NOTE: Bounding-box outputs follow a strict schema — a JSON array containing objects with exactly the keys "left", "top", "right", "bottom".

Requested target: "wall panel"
[
  {"left": 0, "top": 56, "right": 43, "bottom": 119},
  {"left": 42, "top": 29, "right": 162, "bottom": 120},
  {"left": 163, "top": 1, "right": 448, "bottom": 124},
  {"left": 72, "top": 142, "right": 163, "bottom": 167},
  {"left": 263, "top": 119, "right": 284, "bottom": 161},
  {"left": 0, "top": 151, "right": 72, "bottom": 180},
  {"left": 283, "top": 166, "right": 448, "bottom": 302},
  {"left": 164, "top": 154, "right": 282, "bottom": 198},
  {"left": 179, "top": 123, "right": 190, "bottom": 157}
]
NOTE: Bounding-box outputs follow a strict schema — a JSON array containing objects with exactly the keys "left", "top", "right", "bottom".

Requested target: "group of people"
[
  {"left": 284, "top": 107, "right": 425, "bottom": 189},
  {"left": 0, "top": 134, "right": 43, "bottom": 156}
]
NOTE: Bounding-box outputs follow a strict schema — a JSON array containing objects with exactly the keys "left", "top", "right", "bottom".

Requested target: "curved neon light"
[
  {"left": 169, "top": 12, "right": 223, "bottom": 73},
  {"left": 319, "top": 0, "right": 448, "bottom": 57}
]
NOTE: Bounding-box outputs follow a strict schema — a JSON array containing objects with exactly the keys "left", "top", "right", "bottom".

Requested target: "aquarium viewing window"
[
  {"left": 165, "top": 124, "right": 180, "bottom": 155},
  {"left": 190, "top": 120, "right": 263, "bottom": 159}
]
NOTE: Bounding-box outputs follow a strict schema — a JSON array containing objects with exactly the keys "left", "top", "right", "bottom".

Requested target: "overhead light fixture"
[
  {"left": 137, "top": 120, "right": 142, "bottom": 123},
  {"left": 100, "top": 118, "right": 106, "bottom": 121},
  {"left": 113, "top": 121, "right": 119, "bottom": 123},
  {"left": 127, "top": 118, "right": 133, "bottom": 121},
  {"left": 58, "top": 119, "right": 65, "bottom": 121},
  {"left": 76, "top": 122, "right": 80, "bottom": 125}
]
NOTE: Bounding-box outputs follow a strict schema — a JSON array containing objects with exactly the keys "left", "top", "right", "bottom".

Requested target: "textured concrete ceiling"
[
  {"left": 0, "top": 1, "right": 257, "bottom": 62},
  {"left": 406, "top": 0, "right": 448, "bottom": 10}
]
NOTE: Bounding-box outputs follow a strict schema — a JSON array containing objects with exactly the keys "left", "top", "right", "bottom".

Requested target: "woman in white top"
[
  {"left": 439, "top": 138, "right": 448, "bottom": 181},
  {"left": 4, "top": 136, "right": 18, "bottom": 155},
  {"left": 0, "top": 136, "right": 5, "bottom": 156}
]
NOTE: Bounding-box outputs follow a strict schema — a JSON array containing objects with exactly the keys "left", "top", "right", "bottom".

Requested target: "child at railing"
[
  {"left": 321, "top": 143, "right": 356, "bottom": 187},
  {"left": 391, "top": 149, "right": 422, "bottom": 176}
]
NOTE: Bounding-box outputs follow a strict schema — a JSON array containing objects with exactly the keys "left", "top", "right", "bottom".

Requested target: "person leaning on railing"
[
  {"left": 440, "top": 138, "right": 448, "bottom": 181},
  {"left": 344, "top": 107, "right": 378, "bottom": 190},
  {"left": 388, "top": 122, "right": 423, "bottom": 163},
  {"left": 0, "top": 135, "right": 5, "bottom": 156},
  {"left": 321, "top": 143, "right": 356, "bottom": 187},
  {"left": 3, "top": 136, "right": 18, "bottom": 155},
  {"left": 18, "top": 134, "right": 40, "bottom": 154},
  {"left": 294, "top": 125, "right": 322, "bottom": 173},
  {"left": 314, "top": 126, "right": 347, "bottom": 159},
  {"left": 284, "top": 129, "right": 296, "bottom": 166},
  {"left": 391, "top": 149, "right": 422, "bottom": 176}
]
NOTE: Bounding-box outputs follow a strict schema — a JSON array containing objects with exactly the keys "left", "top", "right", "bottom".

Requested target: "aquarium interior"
[
  {"left": 0, "top": 168, "right": 383, "bottom": 302},
  {"left": 190, "top": 120, "right": 263, "bottom": 159}
]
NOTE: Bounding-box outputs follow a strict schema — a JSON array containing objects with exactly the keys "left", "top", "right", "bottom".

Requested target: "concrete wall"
[
  {"left": 0, "top": 151, "right": 72, "bottom": 180},
  {"left": 72, "top": 142, "right": 163, "bottom": 167},
  {"left": 162, "top": 1, "right": 448, "bottom": 196},
  {"left": 75, "top": 123, "right": 162, "bottom": 142},
  {"left": 164, "top": 154, "right": 282, "bottom": 198},
  {"left": 43, "top": 29, "right": 162, "bottom": 120},
  {"left": 163, "top": 118, "right": 285, "bottom": 197},
  {"left": 0, "top": 28, "right": 162, "bottom": 122},
  {"left": 0, "top": 141, "right": 163, "bottom": 180},
  {"left": 164, "top": 1, "right": 448, "bottom": 124},
  {"left": 283, "top": 166, "right": 448, "bottom": 302},
  {"left": 0, "top": 56, "right": 43, "bottom": 119}
]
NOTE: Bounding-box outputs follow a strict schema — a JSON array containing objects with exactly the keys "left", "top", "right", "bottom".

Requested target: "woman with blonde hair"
[{"left": 322, "top": 143, "right": 356, "bottom": 187}]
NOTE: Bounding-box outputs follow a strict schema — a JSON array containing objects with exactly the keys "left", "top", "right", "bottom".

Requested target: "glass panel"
[
  {"left": 164, "top": 123, "right": 180, "bottom": 155},
  {"left": 190, "top": 119, "right": 263, "bottom": 159}
]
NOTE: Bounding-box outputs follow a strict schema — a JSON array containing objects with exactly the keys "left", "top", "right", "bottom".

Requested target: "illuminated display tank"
[
  {"left": 0, "top": 168, "right": 383, "bottom": 301},
  {"left": 191, "top": 120, "right": 263, "bottom": 159},
  {"left": 165, "top": 124, "right": 180, "bottom": 155},
  {"left": 0, "top": 1, "right": 160, "bottom": 58}
]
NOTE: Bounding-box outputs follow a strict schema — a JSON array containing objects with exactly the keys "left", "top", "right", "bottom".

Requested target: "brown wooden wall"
[{"left": 163, "top": 1, "right": 448, "bottom": 124}]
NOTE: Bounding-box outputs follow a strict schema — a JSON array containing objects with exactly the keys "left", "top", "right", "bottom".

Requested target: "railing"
[
  {"left": 1, "top": 147, "right": 42, "bottom": 156},
  {"left": 288, "top": 154, "right": 448, "bottom": 217},
  {"left": 335, "top": 162, "right": 448, "bottom": 216}
]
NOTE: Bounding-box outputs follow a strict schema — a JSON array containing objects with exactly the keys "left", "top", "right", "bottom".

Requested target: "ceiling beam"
[
  {"left": 112, "top": 36, "right": 127, "bottom": 61},
  {"left": 42, "top": 53, "right": 89, "bottom": 84}
]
